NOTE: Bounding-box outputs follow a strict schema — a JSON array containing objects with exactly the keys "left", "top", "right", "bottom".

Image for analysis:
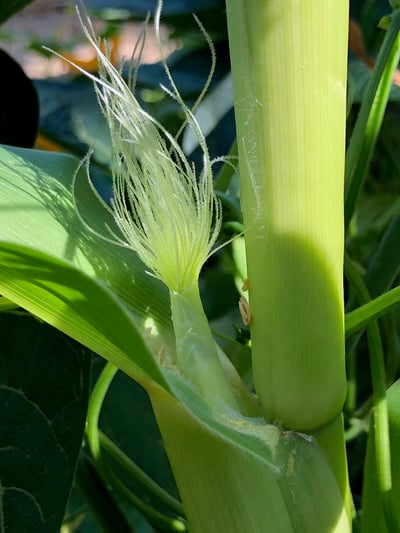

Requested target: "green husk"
[{"left": 170, "top": 287, "right": 240, "bottom": 412}]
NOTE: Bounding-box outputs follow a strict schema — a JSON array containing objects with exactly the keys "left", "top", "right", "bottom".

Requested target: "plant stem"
[
  {"left": 226, "top": 0, "right": 348, "bottom": 431},
  {"left": 345, "top": 210, "right": 400, "bottom": 355},
  {"left": 345, "top": 285, "right": 400, "bottom": 338},
  {"left": 99, "top": 430, "right": 185, "bottom": 517},
  {"left": 86, "top": 361, "right": 118, "bottom": 461},
  {"left": 75, "top": 453, "right": 135, "bottom": 533},
  {"left": 86, "top": 362, "right": 187, "bottom": 531}
]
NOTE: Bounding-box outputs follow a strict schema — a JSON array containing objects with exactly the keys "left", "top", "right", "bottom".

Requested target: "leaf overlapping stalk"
[{"left": 151, "top": 385, "right": 351, "bottom": 533}]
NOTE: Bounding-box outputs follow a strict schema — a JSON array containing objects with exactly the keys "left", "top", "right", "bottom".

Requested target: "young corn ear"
[
  {"left": 65, "top": 9, "right": 242, "bottom": 412},
  {"left": 226, "top": 0, "right": 348, "bottom": 431},
  {"left": 81, "top": 27, "right": 220, "bottom": 294}
]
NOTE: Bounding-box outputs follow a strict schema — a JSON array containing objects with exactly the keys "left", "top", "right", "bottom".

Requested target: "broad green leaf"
[
  {"left": 361, "top": 379, "right": 400, "bottom": 533},
  {"left": 35, "top": 77, "right": 111, "bottom": 165},
  {"left": 0, "top": 145, "right": 350, "bottom": 532},
  {"left": 0, "top": 314, "right": 91, "bottom": 533},
  {"left": 0, "top": 243, "right": 167, "bottom": 389},
  {"left": 0, "top": 145, "right": 171, "bottom": 328},
  {"left": 0, "top": 144, "right": 171, "bottom": 388},
  {"left": 364, "top": 210, "right": 400, "bottom": 298},
  {"left": 0, "top": 295, "right": 16, "bottom": 311},
  {"left": 0, "top": 144, "right": 262, "bottom": 454}
]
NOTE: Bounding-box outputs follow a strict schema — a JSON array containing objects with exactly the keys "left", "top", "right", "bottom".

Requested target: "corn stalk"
[{"left": 226, "top": 0, "right": 348, "bottom": 431}]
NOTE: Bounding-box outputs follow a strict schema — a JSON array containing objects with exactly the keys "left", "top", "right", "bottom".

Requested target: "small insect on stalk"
[
  {"left": 239, "top": 278, "right": 252, "bottom": 325},
  {"left": 53, "top": 2, "right": 255, "bottom": 415}
]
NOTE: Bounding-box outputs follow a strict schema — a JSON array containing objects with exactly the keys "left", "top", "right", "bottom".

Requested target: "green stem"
[
  {"left": 344, "top": 254, "right": 398, "bottom": 533},
  {"left": 104, "top": 467, "right": 188, "bottom": 532},
  {"left": 382, "top": 313, "right": 400, "bottom": 384},
  {"left": 345, "top": 285, "right": 400, "bottom": 338},
  {"left": 345, "top": 9, "right": 400, "bottom": 226},
  {"left": 86, "top": 361, "right": 118, "bottom": 461},
  {"left": 99, "top": 430, "right": 185, "bottom": 517},
  {"left": 226, "top": 0, "right": 348, "bottom": 431},
  {"left": 345, "top": 210, "right": 400, "bottom": 354},
  {"left": 344, "top": 348, "right": 357, "bottom": 416},
  {"left": 75, "top": 453, "right": 135, "bottom": 533},
  {"left": 86, "top": 363, "right": 187, "bottom": 531},
  {"left": 364, "top": 211, "right": 400, "bottom": 297}
]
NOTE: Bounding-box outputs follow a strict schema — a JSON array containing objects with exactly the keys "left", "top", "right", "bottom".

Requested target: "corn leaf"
[
  {"left": 345, "top": 285, "right": 400, "bottom": 337},
  {"left": 0, "top": 144, "right": 170, "bottom": 388}
]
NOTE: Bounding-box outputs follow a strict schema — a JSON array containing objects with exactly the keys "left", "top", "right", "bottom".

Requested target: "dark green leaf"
[
  {"left": 348, "top": 58, "right": 400, "bottom": 103},
  {"left": 0, "top": 314, "right": 91, "bottom": 533},
  {"left": 345, "top": 285, "right": 400, "bottom": 338},
  {"left": 0, "top": 0, "right": 34, "bottom": 25},
  {"left": 98, "top": 365, "right": 178, "bottom": 503},
  {"left": 0, "top": 242, "right": 168, "bottom": 390}
]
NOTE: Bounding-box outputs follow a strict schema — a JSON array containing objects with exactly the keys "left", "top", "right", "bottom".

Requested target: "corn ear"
[{"left": 59, "top": 10, "right": 250, "bottom": 413}]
